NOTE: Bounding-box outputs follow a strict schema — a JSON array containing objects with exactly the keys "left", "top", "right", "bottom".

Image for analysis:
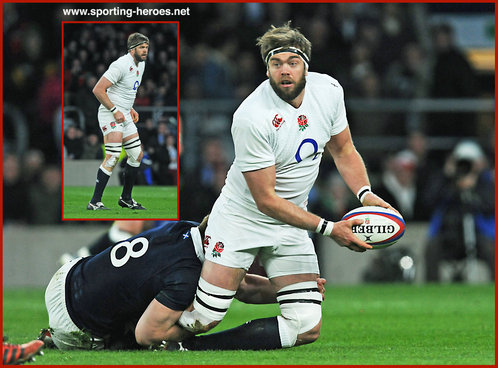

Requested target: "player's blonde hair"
[
  {"left": 127, "top": 32, "right": 149, "bottom": 50},
  {"left": 256, "top": 21, "right": 311, "bottom": 66}
]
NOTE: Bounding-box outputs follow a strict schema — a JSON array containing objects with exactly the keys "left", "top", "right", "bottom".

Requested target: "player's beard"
[
  {"left": 133, "top": 51, "right": 147, "bottom": 64},
  {"left": 269, "top": 70, "right": 306, "bottom": 104}
]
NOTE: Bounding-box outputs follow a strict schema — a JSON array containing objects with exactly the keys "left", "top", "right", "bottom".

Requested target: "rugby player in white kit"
[
  {"left": 172, "top": 22, "right": 398, "bottom": 351},
  {"left": 87, "top": 32, "right": 148, "bottom": 210}
]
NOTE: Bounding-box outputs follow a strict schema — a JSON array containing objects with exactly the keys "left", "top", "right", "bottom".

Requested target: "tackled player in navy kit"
[{"left": 45, "top": 218, "right": 323, "bottom": 350}]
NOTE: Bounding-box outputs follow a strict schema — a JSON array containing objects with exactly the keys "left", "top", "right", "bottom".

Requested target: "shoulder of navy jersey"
[{"left": 130, "top": 220, "right": 199, "bottom": 244}]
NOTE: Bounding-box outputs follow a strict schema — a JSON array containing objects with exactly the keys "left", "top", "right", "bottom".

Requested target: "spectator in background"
[
  {"left": 138, "top": 118, "right": 157, "bottom": 148},
  {"left": 166, "top": 134, "right": 178, "bottom": 185},
  {"left": 3, "top": 153, "right": 30, "bottom": 224},
  {"left": 384, "top": 43, "right": 431, "bottom": 134},
  {"left": 147, "top": 121, "right": 172, "bottom": 185},
  {"left": 377, "top": 3, "right": 415, "bottom": 72},
  {"left": 74, "top": 74, "right": 100, "bottom": 136},
  {"left": 134, "top": 85, "right": 151, "bottom": 107},
  {"left": 180, "top": 137, "right": 229, "bottom": 222},
  {"left": 36, "top": 62, "right": 62, "bottom": 160},
  {"left": 304, "top": 17, "right": 333, "bottom": 76},
  {"left": 23, "top": 149, "right": 45, "bottom": 185},
  {"left": 328, "top": 3, "right": 357, "bottom": 83},
  {"left": 349, "top": 42, "right": 375, "bottom": 90},
  {"left": 199, "top": 138, "right": 229, "bottom": 191},
  {"left": 233, "top": 51, "right": 262, "bottom": 99},
  {"left": 28, "top": 166, "right": 62, "bottom": 224},
  {"left": 64, "top": 125, "right": 85, "bottom": 159},
  {"left": 81, "top": 133, "right": 104, "bottom": 160},
  {"left": 349, "top": 70, "right": 398, "bottom": 136},
  {"left": 406, "top": 131, "right": 436, "bottom": 220},
  {"left": 310, "top": 172, "right": 358, "bottom": 221},
  {"left": 428, "top": 23, "right": 479, "bottom": 136},
  {"left": 384, "top": 42, "right": 430, "bottom": 99},
  {"left": 424, "top": 140, "right": 494, "bottom": 282},
  {"left": 374, "top": 150, "right": 424, "bottom": 221},
  {"left": 188, "top": 44, "right": 235, "bottom": 98}
]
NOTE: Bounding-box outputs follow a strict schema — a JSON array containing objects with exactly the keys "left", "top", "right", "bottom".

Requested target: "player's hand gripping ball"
[{"left": 341, "top": 206, "right": 405, "bottom": 249}]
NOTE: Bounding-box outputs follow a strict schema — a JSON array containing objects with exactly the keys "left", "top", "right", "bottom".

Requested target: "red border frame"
[
  {"left": 61, "top": 20, "right": 180, "bottom": 221},
  {"left": 1, "top": 3, "right": 496, "bottom": 368}
]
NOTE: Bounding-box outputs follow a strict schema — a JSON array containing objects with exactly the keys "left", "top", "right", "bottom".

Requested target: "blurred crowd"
[
  {"left": 2, "top": 3, "right": 494, "bottom": 282},
  {"left": 179, "top": 3, "right": 492, "bottom": 137}
]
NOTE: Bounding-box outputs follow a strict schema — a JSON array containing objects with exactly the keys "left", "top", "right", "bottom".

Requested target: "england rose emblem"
[
  {"left": 297, "top": 115, "right": 308, "bottom": 131},
  {"left": 212, "top": 241, "right": 224, "bottom": 258}
]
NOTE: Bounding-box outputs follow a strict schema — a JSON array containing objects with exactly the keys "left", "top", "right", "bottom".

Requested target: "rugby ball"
[{"left": 341, "top": 206, "right": 405, "bottom": 249}]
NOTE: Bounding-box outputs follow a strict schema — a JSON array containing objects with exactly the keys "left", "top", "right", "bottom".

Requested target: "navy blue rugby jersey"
[{"left": 65, "top": 220, "right": 203, "bottom": 341}]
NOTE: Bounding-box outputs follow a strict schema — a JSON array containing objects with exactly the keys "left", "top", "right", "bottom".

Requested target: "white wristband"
[
  {"left": 356, "top": 186, "right": 372, "bottom": 203},
  {"left": 315, "top": 218, "right": 334, "bottom": 237},
  {"left": 110, "top": 106, "right": 117, "bottom": 113}
]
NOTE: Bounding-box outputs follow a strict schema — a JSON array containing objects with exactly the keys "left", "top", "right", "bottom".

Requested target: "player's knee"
[
  {"left": 103, "top": 155, "right": 120, "bottom": 171},
  {"left": 276, "top": 281, "right": 322, "bottom": 348},
  {"left": 178, "top": 310, "right": 221, "bottom": 334},
  {"left": 296, "top": 320, "right": 321, "bottom": 346},
  {"left": 123, "top": 138, "right": 142, "bottom": 167},
  {"left": 134, "top": 328, "right": 151, "bottom": 347},
  {"left": 103, "top": 142, "right": 122, "bottom": 170},
  {"left": 178, "top": 277, "right": 236, "bottom": 334}
]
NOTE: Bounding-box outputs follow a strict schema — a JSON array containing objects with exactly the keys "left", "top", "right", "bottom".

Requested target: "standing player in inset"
[
  {"left": 87, "top": 32, "right": 148, "bottom": 210},
  {"left": 174, "top": 22, "right": 398, "bottom": 351}
]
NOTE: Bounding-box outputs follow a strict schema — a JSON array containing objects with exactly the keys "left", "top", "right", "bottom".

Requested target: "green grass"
[
  {"left": 63, "top": 186, "right": 178, "bottom": 219},
  {"left": 3, "top": 284, "right": 494, "bottom": 365}
]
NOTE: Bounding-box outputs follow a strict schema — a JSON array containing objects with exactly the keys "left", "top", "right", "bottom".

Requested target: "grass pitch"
[
  {"left": 63, "top": 186, "right": 178, "bottom": 220},
  {"left": 3, "top": 284, "right": 494, "bottom": 365}
]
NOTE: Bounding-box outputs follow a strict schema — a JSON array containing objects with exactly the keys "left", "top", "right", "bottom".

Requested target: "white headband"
[
  {"left": 128, "top": 41, "right": 148, "bottom": 51},
  {"left": 264, "top": 46, "right": 310, "bottom": 69}
]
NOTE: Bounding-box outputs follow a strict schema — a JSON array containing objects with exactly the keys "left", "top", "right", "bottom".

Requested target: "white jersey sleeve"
[
  {"left": 232, "top": 117, "right": 274, "bottom": 172},
  {"left": 330, "top": 81, "right": 348, "bottom": 136},
  {"left": 103, "top": 60, "right": 124, "bottom": 85}
]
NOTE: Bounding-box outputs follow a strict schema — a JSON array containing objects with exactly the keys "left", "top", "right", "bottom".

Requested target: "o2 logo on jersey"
[
  {"left": 133, "top": 81, "right": 140, "bottom": 90},
  {"left": 295, "top": 138, "right": 318, "bottom": 163},
  {"left": 110, "top": 237, "right": 149, "bottom": 267}
]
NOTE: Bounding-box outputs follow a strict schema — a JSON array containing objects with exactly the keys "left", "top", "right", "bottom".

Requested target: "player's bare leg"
[
  {"left": 175, "top": 270, "right": 321, "bottom": 351},
  {"left": 87, "top": 131, "right": 123, "bottom": 210}
]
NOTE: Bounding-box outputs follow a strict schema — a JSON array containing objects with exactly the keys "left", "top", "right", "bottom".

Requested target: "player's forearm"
[
  {"left": 93, "top": 87, "right": 114, "bottom": 111},
  {"left": 333, "top": 148, "right": 370, "bottom": 197},
  {"left": 244, "top": 167, "right": 322, "bottom": 232},
  {"left": 254, "top": 192, "right": 322, "bottom": 232}
]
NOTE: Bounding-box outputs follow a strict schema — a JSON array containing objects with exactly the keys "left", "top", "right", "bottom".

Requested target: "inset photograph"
[{"left": 62, "top": 22, "right": 179, "bottom": 219}]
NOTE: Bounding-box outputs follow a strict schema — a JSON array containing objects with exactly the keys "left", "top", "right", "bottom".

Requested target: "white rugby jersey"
[
  {"left": 101, "top": 53, "right": 145, "bottom": 110},
  {"left": 221, "top": 72, "right": 348, "bottom": 224}
]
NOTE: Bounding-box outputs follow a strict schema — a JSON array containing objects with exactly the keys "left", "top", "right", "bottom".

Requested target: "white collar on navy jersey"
[{"left": 190, "top": 226, "right": 205, "bottom": 263}]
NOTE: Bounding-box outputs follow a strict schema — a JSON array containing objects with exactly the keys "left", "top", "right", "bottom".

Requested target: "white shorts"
[
  {"left": 45, "top": 258, "right": 105, "bottom": 350},
  {"left": 204, "top": 195, "right": 319, "bottom": 278},
  {"left": 98, "top": 105, "right": 137, "bottom": 138}
]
